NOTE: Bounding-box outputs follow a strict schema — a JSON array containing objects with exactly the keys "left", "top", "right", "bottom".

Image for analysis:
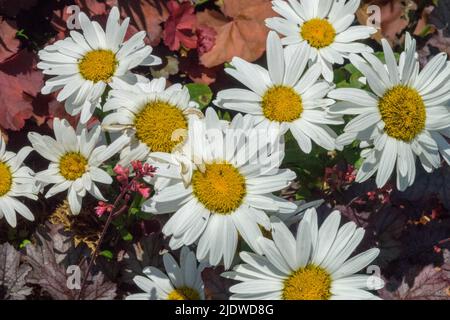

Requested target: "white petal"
[
  {"left": 271, "top": 217, "right": 297, "bottom": 270},
  {"left": 375, "top": 138, "right": 397, "bottom": 188},
  {"left": 267, "top": 31, "right": 285, "bottom": 84}
]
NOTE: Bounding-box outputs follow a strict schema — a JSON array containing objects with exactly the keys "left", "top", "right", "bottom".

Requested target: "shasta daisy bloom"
[
  {"left": 0, "top": 138, "right": 38, "bottom": 228},
  {"left": 101, "top": 77, "right": 202, "bottom": 166},
  {"left": 223, "top": 209, "right": 382, "bottom": 300},
  {"left": 126, "top": 247, "right": 206, "bottom": 300},
  {"left": 328, "top": 33, "right": 450, "bottom": 191},
  {"left": 142, "top": 108, "right": 297, "bottom": 268},
  {"left": 265, "top": 0, "right": 376, "bottom": 82},
  {"left": 214, "top": 31, "right": 342, "bottom": 154},
  {"left": 38, "top": 7, "right": 161, "bottom": 123},
  {"left": 28, "top": 118, "right": 128, "bottom": 215}
]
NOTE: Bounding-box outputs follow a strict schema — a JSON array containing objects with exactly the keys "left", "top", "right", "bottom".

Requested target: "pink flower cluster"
[
  {"left": 115, "top": 161, "right": 156, "bottom": 198},
  {"left": 95, "top": 201, "right": 114, "bottom": 217},
  {"left": 95, "top": 161, "right": 156, "bottom": 217},
  {"left": 353, "top": 184, "right": 393, "bottom": 206},
  {"left": 324, "top": 164, "right": 357, "bottom": 191}
]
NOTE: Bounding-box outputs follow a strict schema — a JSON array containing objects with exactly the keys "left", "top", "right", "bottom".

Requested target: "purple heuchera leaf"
[
  {"left": 24, "top": 227, "right": 116, "bottom": 300},
  {"left": 379, "top": 250, "right": 450, "bottom": 300},
  {"left": 0, "top": 243, "right": 32, "bottom": 300}
]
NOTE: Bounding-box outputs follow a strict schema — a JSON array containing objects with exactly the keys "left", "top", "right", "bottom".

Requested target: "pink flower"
[
  {"left": 367, "top": 191, "right": 377, "bottom": 201},
  {"left": 95, "top": 201, "right": 114, "bottom": 217},
  {"left": 324, "top": 164, "right": 356, "bottom": 191},
  {"left": 344, "top": 165, "right": 356, "bottom": 184},
  {"left": 114, "top": 164, "right": 130, "bottom": 184},
  {"left": 131, "top": 181, "right": 152, "bottom": 199},
  {"left": 163, "top": 0, "right": 198, "bottom": 51},
  {"left": 131, "top": 160, "right": 156, "bottom": 179},
  {"left": 113, "top": 161, "right": 155, "bottom": 198}
]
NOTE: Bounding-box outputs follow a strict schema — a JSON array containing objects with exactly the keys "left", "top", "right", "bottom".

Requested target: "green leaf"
[
  {"left": 354, "top": 157, "right": 364, "bottom": 170},
  {"left": 186, "top": 83, "right": 213, "bottom": 110},
  {"left": 193, "top": 0, "right": 209, "bottom": 6},
  {"left": 19, "top": 239, "right": 31, "bottom": 249},
  {"left": 120, "top": 230, "right": 133, "bottom": 242},
  {"left": 129, "top": 208, "right": 139, "bottom": 215},
  {"left": 336, "top": 80, "right": 351, "bottom": 88},
  {"left": 100, "top": 250, "right": 113, "bottom": 260},
  {"left": 16, "top": 29, "right": 29, "bottom": 40},
  {"left": 221, "top": 111, "right": 231, "bottom": 121},
  {"left": 418, "top": 24, "right": 434, "bottom": 37},
  {"left": 374, "top": 51, "right": 400, "bottom": 63},
  {"left": 136, "top": 211, "right": 154, "bottom": 220},
  {"left": 343, "top": 63, "right": 359, "bottom": 74},
  {"left": 333, "top": 68, "right": 347, "bottom": 84},
  {"left": 103, "top": 164, "right": 115, "bottom": 176},
  {"left": 224, "top": 62, "right": 234, "bottom": 69},
  {"left": 128, "top": 194, "right": 143, "bottom": 215},
  {"left": 349, "top": 72, "right": 364, "bottom": 89}
]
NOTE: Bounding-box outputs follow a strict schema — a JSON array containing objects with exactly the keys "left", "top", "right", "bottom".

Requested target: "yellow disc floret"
[
  {"left": 301, "top": 18, "right": 336, "bottom": 49},
  {"left": 262, "top": 86, "right": 303, "bottom": 123},
  {"left": 134, "top": 100, "right": 188, "bottom": 153},
  {"left": 167, "top": 286, "right": 200, "bottom": 300},
  {"left": 192, "top": 162, "right": 246, "bottom": 214},
  {"left": 378, "top": 85, "right": 426, "bottom": 142},
  {"left": 78, "top": 49, "right": 117, "bottom": 82},
  {"left": 59, "top": 152, "right": 88, "bottom": 181},
  {"left": 0, "top": 162, "right": 12, "bottom": 196},
  {"left": 283, "top": 264, "right": 332, "bottom": 300}
]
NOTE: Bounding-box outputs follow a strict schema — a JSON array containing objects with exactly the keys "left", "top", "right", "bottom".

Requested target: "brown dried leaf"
[
  {"left": 197, "top": 0, "right": 275, "bottom": 68},
  {"left": 51, "top": 0, "right": 109, "bottom": 39},
  {"left": 0, "top": 50, "right": 43, "bottom": 130},
  {"left": 0, "top": 19, "right": 20, "bottom": 64},
  {"left": 76, "top": 0, "right": 109, "bottom": 16},
  {"left": 357, "top": 0, "right": 417, "bottom": 46},
  {"left": 117, "top": 0, "right": 169, "bottom": 46}
]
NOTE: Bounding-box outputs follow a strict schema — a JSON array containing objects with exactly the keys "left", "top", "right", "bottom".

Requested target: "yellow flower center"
[
  {"left": 283, "top": 265, "right": 332, "bottom": 300},
  {"left": 301, "top": 18, "right": 336, "bottom": 49},
  {"left": 59, "top": 152, "right": 88, "bottom": 181},
  {"left": 0, "top": 162, "right": 12, "bottom": 196},
  {"left": 378, "top": 85, "right": 426, "bottom": 142},
  {"left": 78, "top": 50, "right": 117, "bottom": 82},
  {"left": 167, "top": 286, "right": 200, "bottom": 300},
  {"left": 262, "top": 86, "right": 303, "bottom": 122},
  {"left": 192, "top": 162, "right": 246, "bottom": 214},
  {"left": 134, "top": 100, "right": 188, "bottom": 153}
]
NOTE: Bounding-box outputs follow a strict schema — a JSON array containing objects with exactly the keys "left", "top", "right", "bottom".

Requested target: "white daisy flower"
[
  {"left": 28, "top": 118, "right": 128, "bottom": 215},
  {"left": 101, "top": 77, "right": 202, "bottom": 166},
  {"left": 0, "top": 138, "right": 38, "bottom": 228},
  {"left": 126, "top": 247, "right": 206, "bottom": 300},
  {"left": 142, "top": 108, "right": 297, "bottom": 269},
  {"left": 223, "top": 208, "right": 383, "bottom": 300},
  {"left": 214, "top": 31, "right": 342, "bottom": 153},
  {"left": 265, "top": 0, "right": 377, "bottom": 81},
  {"left": 38, "top": 7, "right": 161, "bottom": 123},
  {"left": 328, "top": 33, "right": 450, "bottom": 191}
]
